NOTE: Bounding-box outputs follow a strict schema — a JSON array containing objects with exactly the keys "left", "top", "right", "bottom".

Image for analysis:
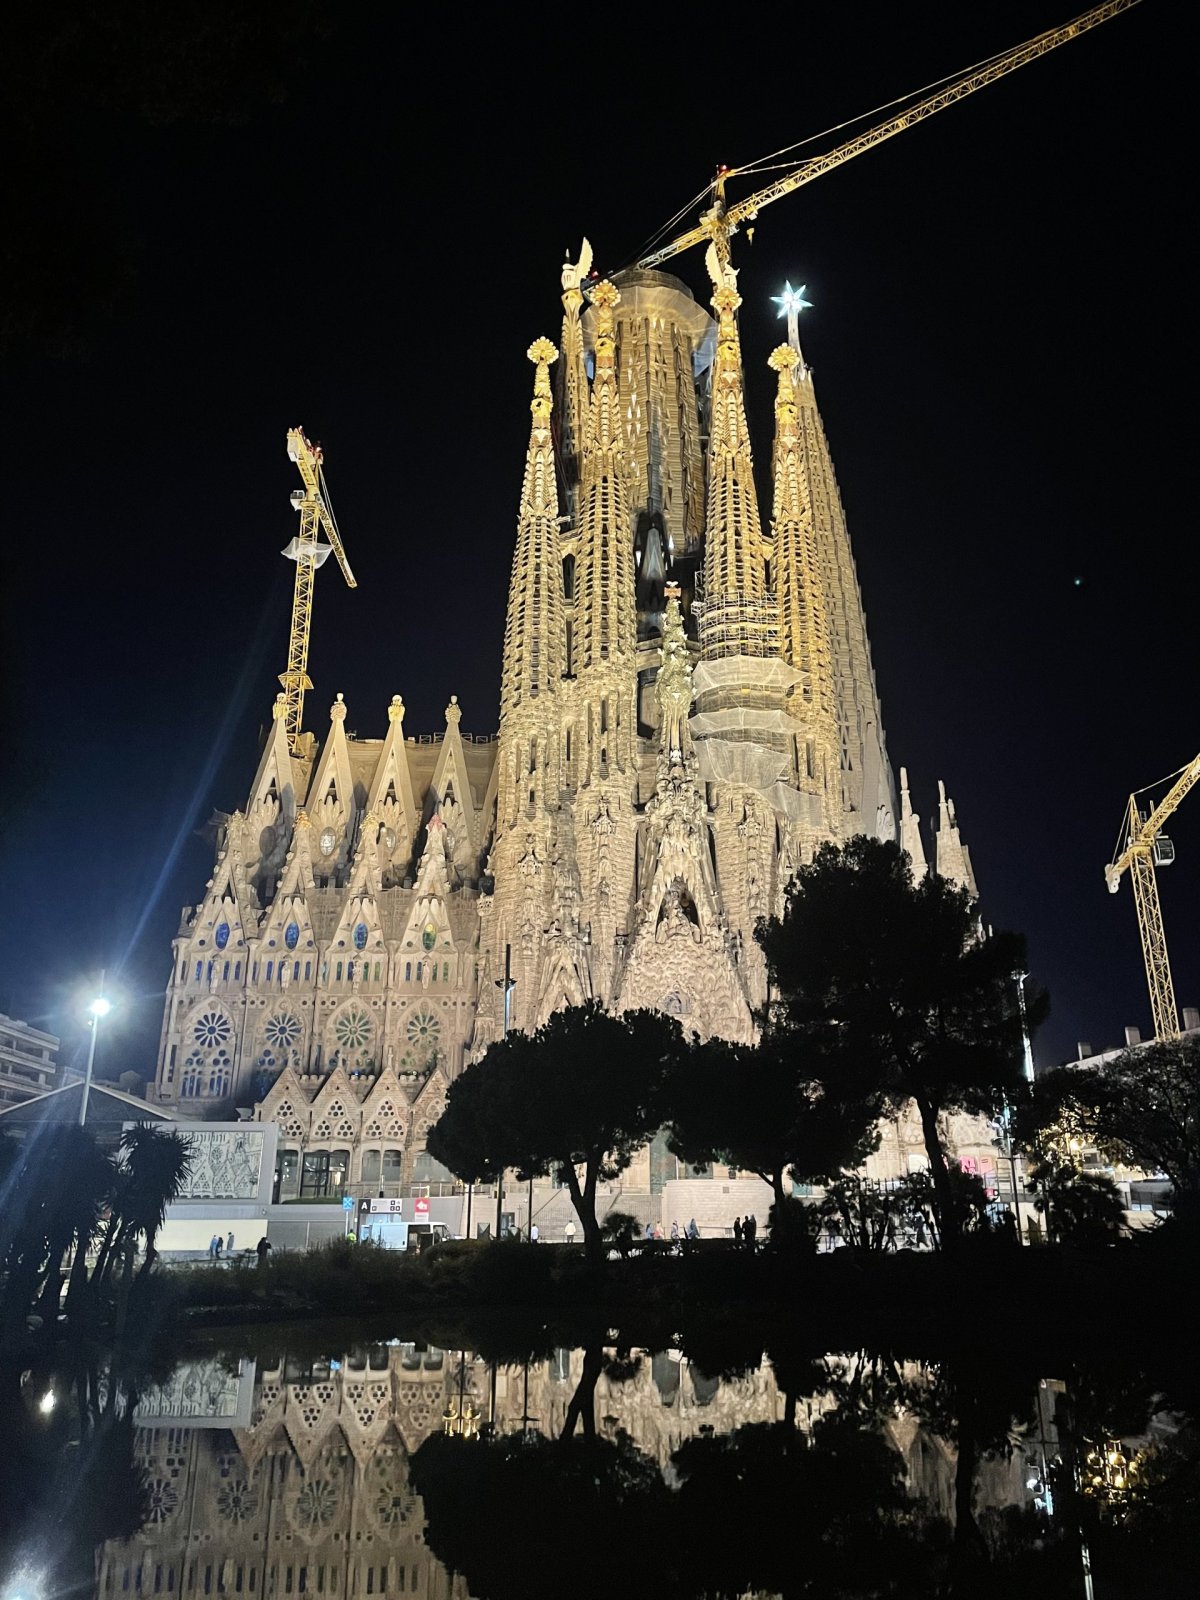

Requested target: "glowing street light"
[
  {"left": 80, "top": 975, "right": 113, "bottom": 1127},
  {"left": 772, "top": 280, "right": 812, "bottom": 353}
]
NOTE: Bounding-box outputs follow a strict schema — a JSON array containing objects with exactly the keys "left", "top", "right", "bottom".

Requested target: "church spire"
[
  {"left": 697, "top": 274, "right": 771, "bottom": 659},
  {"left": 935, "top": 779, "right": 977, "bottom": 895},
  {"left": 576, "top": 280, "right": 636, "bottom": 677},
  {"left": 769, "top": 289, "right": 895, "bottom": 837},
  {"left": 899, "top": 766, "right": 928, "bottom": 879},
  {"left": 769, "top": 342, "right": 840, "bottom": 836},
  {"left": 656, "top": 583, "right": 694, "bottom": 781},
  {"left": 500, "top": 338, "right": 562, "bottom": 726},
  {"left": 559, "top": 240, "right": 593, "bottom": 521}
]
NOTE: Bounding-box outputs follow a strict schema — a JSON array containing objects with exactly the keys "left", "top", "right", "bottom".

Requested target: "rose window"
[
  {"left": 265, "top": 1013, "right": 301, "bottom": 1051},
  {"left": 217, "top": 1479, "right": 259, "bottom": 1524},
  {"left": 193, "top": 1010, "right": 232, "bottom": 1048},
  {"left": 335, "top": 1005, "right": 372, "bottom": 1051},
  {"left": 293, "top": 1478, "right": 337, "bottom": 1533},
  {"left": 405, "top": 1005, "right": 441, "bottom": 1048},
  {"left": 146, "top": 1477, "right": 180, "bottom": 1525}
]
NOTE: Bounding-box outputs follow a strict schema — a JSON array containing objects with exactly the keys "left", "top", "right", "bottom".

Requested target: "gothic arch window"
[
  {"left": 257, "top": 1011, "right": 302, "bottom": 1076},
  {"left": 182, "top": 1006, "right": 234, "bottom": 1098}
]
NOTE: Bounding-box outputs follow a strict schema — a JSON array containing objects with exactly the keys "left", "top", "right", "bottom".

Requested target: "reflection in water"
[{"left": 96, "top": 1340, "right": 1041, "bottom": 1597}]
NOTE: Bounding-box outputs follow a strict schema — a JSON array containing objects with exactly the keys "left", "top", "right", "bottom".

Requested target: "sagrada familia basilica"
[{"left": 149, "top": 251, "right": 983, "bottom": 1214}]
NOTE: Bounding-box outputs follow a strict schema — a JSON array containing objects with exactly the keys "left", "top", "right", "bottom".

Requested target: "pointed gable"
[
  {"left": 257, "top": 1066, "right": 311, "bottom": 1135},
  {"left": 305, "top": 693, "right": 358, "bottom": 871},
  {"left": 428, "top": 696, "right": 481, "bottom": 866},
  {"left": 363, "top": 695, "right": 419, "bottom": 878},
  {"left": 186, "top": 842, "right": 252, "bottom": 963},
  {"left": 244, "top": 693, "right": 306, "bottom": 887},
  {"left": 360, "top": 1069, "right": 410, "bottom": 1141},
  {"left": 258, "top": 818, "right": 318, "bottom": 961},
  {"left": 400, "top": 817, "right": 457, "bottom": 957}
]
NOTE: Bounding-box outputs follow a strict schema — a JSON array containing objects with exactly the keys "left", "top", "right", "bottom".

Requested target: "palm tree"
[{"left": 92, "top": 1125, "right": 192, "bottom": 1289}]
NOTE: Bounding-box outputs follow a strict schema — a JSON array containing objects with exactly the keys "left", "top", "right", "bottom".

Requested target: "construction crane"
[
  {"left": 280, "top": 427, "right": 357, "bottom": 754},
  {"left": 1105, "top": 754, "right": 1200, "bottom": 1040},
  {"left": 637, "top": 0, "right": 1142, "bottom": 275}
]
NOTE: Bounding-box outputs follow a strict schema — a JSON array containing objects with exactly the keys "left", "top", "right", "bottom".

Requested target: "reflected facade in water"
[{"left": 98, "top": 1340, "right": 1036, "bottom": 1597}]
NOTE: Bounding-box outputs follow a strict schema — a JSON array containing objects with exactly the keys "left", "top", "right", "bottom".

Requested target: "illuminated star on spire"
[{"left": 772, "top": 281, "right": 812, "bottom": 354}]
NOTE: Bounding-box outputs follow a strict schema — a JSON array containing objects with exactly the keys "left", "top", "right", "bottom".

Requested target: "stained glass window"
[
  {"left": 215, "top": 922, "right": 230, "bottom": 950},
  {"left": 354, "top": 923, "right": 368, "bottom": 950},
  {"left": 405, "top": 1005, "right": 441, "bottom": 1048},
  {"left": 421, "top": 924, "right": 436, "bottom": 951},
  {"left": 285, "top": 922, "right": 300, "bottom": 951}
]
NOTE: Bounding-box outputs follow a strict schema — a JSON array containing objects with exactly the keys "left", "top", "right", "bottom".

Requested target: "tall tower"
[{"left": 779, "top": 310, "right": 896, "bottom": 838}]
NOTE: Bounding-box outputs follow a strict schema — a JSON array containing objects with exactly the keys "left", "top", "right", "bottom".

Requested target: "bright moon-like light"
[
  {"left": 38, "top": 1390, "right": 56, "bottom": 1415},
  {"left": 772, "top": 281, "right": 813, "bottom": 318},
  {"left": 88, "top": 996, "right": 112, "bottom": 1018}
]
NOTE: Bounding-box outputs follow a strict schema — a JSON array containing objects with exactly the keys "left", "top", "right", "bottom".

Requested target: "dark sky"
[{"left": 1, "top": 1, "right": 1189, "bottom": 1082}]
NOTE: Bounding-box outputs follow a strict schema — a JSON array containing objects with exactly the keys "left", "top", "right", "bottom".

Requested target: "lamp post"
[
  {"left": 79, "top": 976, "right": 112, "bottom": 1128},
  {"left": 494, "top": 944, "right": 516, "bottom": 1240}
]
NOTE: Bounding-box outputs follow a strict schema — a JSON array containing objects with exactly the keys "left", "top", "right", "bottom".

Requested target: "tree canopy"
[
  {"left": 665, "top": 1029, "right": 881, "bottom": 1207},
  {"left": 1023, "top": 1034, "right": 1200, "bottom": 1204},
  {"left": 426, "top": 1002, "right": 685, "bottom": 1261},
  {"left": 757, "top": 837, "right": 1041, "bottom": 1245}
]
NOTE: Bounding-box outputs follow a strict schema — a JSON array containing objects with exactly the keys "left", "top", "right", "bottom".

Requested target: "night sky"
[{"left": 1, "top": 1, "right": 1189, "bottom": 1083}]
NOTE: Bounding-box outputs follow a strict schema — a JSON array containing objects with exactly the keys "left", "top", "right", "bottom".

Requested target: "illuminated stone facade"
[
  {"left": 98, "top": 1342, "right": 1033, "bottom": 1598},
  {"left": 150, "top": 255, "right": 979, "bottom": 1212}
]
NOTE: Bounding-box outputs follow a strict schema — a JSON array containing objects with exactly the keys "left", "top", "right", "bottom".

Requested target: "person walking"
[
  {"left": 687, "top": 1218, "right": 699, "bottom": 1241},
  {"left": 565, "top": 1220, "right": 577, "bottom": 1246},
  {"left": 733, "top": 1215, "right": 743, "bottom": 1248},
  {"left": 652, "top": 1221, "right": 665, "bottom": 1241},
  {"left": 214, "top": 1235, "right": 223, "bottom": 1260},
  {"left": 530, "top": 1223, "right": 540, "bottom": 1244},
  {"left": 670, "top": 1219, "right": 680, "bottom": 1251},
  {"left": 208, "top": 1234, "right": 219, "bottom": 1260},
  {"left": 745, "top": 1214, "right": 757, "bottom": 1251},
  {"left": 255, "top": 1236, "right": 272, "bottom": 1267},
  {"left": 226, "top": 1231, "right": 235, "bottom": 1256}
]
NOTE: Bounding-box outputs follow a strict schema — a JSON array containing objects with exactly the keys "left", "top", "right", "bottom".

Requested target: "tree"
[
  {"left": 758, "top": 837, "right": 1040, "bottom": 1250},
  {"left": 426, "top": 1003, "right": 685, "bottom": 1264},
  {"left": 1031, "top": 1161, "right": 1125, "bottom": 1246},
  {"left": 665, "top": 1030, "right": 881, "bottom": 1210},
  {"left": 1023, "top": 1035, "right": 1200, "bottom": 1209},
  {"left": 90, "top": 1124, "right": 193, "bottom": 1294}
]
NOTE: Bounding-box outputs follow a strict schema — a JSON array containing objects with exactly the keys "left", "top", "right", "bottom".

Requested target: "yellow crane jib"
[
  {"left": 279, "top": 427, "right": 357, "bottom": 756},
  {"left": 637, "top": 0, "right": 1143, "bottom": 273},
  {"left": 1105, "top": 752, "right": 1200, "bottom": 1042}
]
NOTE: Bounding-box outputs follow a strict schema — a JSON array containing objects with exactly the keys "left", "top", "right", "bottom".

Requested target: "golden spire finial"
[
  {"left": 527, "top": 337, "right": 558, "bottom": 424},
  {"left": 770, "top": 344, "right": 801, "bottom": 433},
  {"left": 590, "top": 280, "right": 621, "bottom": 373},
  {"left": 387, "top": 694, "right": 405, "bottom": 725}
]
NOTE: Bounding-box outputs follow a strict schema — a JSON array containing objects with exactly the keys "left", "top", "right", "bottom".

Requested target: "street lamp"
[
  {"left": 494, "top": 944, "right": 516, "bottom": 1240},
  {"left": 80, "top": 978, "right": 112, "bottom": 1128}
]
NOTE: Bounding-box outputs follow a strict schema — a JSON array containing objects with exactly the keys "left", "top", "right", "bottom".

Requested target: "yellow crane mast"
[
  {"left": 1105, "top": 753, "right": 1200, "bottom": 1041},
  {"left": 638, "top": 0, "right": 1142, "bottom": 275},
  {"left": 280, "top": 427, "right": 357, "bottom": 755}
]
